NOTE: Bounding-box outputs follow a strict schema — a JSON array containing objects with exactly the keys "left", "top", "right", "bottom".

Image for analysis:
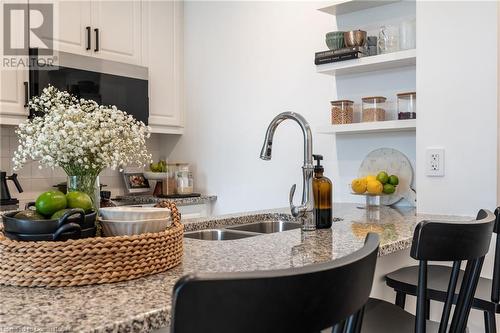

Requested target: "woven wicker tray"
[{"left": 0, "top": 201, "right": 183, "bottom": 287}]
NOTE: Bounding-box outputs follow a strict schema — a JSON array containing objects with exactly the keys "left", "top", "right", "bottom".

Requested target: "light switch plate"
[{"left": 426, "top": 148, "right": 445, "bottom": 177}]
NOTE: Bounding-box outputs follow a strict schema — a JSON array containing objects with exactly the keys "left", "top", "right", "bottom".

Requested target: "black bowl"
[
  {"left": 4, "top": 226, "right": 97, "bottom": 241},
  {"left": 3, "top": 206, "right": 96, "bottom": 234}
]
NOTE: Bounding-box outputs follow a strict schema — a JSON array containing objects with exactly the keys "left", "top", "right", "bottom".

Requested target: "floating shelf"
[
  {"left": 318, "top": 0, "right": 401, "bottom": 16},
  {"left": 316, "top": 49, "right": 416, "bottom": 76},
  {"left": 317, "top": 119, "right": 416, "bottom": 135}
]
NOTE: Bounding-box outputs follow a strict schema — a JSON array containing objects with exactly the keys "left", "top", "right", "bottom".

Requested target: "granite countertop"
[
  {"left": 0, "top": 203, "right": 470, "bottom": 333},
  {"left": 0, "top": 195, "right": 217, "bottom": 215},
  {"left": 113, "top": 194, "right": 217, "bottom": 207}
]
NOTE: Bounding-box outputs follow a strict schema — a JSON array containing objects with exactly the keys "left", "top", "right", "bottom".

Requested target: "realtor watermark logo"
[
  {"left": 2, "top": 3, "right": 56, "bottom": 70},
  {"left": 3, "top": 3, "right": 53, "bottom": 55}
]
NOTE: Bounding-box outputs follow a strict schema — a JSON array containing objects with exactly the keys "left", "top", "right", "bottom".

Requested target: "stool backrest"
[
  {"left": 170, "top": 233, "right": 380, "bottom": 333},
  {"left": 490, "top": 207, "right": 500, "bottom": 303},
  {"left": 410, "top": 209, "right": 495, "bottom": 333}
]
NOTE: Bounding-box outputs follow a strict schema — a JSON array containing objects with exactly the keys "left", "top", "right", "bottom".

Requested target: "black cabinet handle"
[
  {"left": 23, "top": 81, "right": 28, "bottom": 107},
  {"left": 94, "top": 28, "right": 99, "bottom": 52},
  {"left": 86, "top": 26, "right": 91, "bottom": 50}
]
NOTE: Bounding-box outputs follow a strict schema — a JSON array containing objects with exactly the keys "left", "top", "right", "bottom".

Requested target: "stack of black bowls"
[{"left": 3, "top": 203, "right": 97, "bottom": 241}]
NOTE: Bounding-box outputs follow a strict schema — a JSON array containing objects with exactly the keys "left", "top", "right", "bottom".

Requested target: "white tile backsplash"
[{"left": 0, "top": 126, "right": 163, "bottom": 201}]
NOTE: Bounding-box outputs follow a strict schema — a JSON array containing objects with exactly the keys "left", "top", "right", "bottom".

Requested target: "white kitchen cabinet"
[
  {"left": 40, "top": 0, "right": 92, "bottom": 56},
  {"left": 0, "top": 69, "right": 29, "bottom": 125},
  {"left": 0, "top": 0, "right": 29, "bottom": 125},
  {"left": 178, "top": 203, "right": 213, "bottom": 220},
  {"left": 34, "top": 0, "right": 142, "bottom": 66},
  {"left": 143, "top": 0, "right": 184, "bottom": 134},
  {"left": 91, "top": 1, "right": 142, "bottom": 65}
]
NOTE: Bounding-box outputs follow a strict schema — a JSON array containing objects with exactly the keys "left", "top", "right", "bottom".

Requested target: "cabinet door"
[
  {"left": 91, "top": 1, "right": 142, "bottom": 65},
  {"left": 0, "top": 69, "right": 29, "bottom": 125},
  {"left": 34, "top": 1, "right": 92, "bottom": 56},
  {"left": 0, "top": 0, "right": 29, "bottom": 125},
  {"left": 144, "top": 0, "right": 184, "bottom": 133}
]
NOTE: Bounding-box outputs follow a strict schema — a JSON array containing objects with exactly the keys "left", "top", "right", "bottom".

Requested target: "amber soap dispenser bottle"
[{"left": 312, "top": 155, "right": 333, "bottom": 229}]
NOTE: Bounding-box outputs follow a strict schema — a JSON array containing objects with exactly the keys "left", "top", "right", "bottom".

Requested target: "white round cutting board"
[{"left": 358, "top": 148, "right": 414, "bottom": 206}]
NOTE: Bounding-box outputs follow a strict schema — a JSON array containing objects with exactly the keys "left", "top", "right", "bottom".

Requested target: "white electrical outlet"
[{"left": 426, "top": 148, "right": 445, "bottom": 177}]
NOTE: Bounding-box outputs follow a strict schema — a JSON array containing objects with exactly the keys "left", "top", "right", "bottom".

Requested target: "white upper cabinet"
[
  {"left": 91, "top": 1, "right": 142, "bottom": 65},
  {"left": 0, "top": 0, "right": 29, "bottom": 125},
  {"left": 143, "top": 0, "right": 184, "bottom": 133},
  {"left": 44, "top": 0, "right": 92, "bottom": 56},
  {"left": 39, "top": 0, "right": 142, "bottom": 66}
]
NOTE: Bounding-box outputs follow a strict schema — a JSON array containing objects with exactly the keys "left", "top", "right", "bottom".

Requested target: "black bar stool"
[
  {"left": 361, "top": 209, "right": 495, "bottom": 333},
  {"left": 385, "top": 208, "right": 500, "bottom": 332},
  {"left": 170, "top": 233, "right": 380, "bottom": 333}
]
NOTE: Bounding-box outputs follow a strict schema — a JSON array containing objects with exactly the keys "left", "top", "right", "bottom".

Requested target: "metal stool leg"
[
  {"left": 484, "top": 311, "right": 497, "bottom": 333},
  {"left": 395, "top": 291, "right": 406, "bottom": 309}
]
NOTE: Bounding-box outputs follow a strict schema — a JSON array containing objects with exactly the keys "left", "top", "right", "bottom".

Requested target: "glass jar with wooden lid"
[
  {"left": 362, "top": 96, "right": 386, "bottom": 122},
  {"left": 330, "top": 100, "right": 354, "bottom": 124},
  {"left": 397, "top": 92, "right": 416, "bottom": 119}
]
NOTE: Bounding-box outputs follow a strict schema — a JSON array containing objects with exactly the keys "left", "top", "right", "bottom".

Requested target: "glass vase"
[{"left": 67, "top": 175, "right": 100, "bottom": 211}]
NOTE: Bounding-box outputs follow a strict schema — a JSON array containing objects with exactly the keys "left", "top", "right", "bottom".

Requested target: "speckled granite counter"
[
  {"left": 0, "top": 203, "right": 470, "bottom": 333},
  {"left": 113, "top": 194, "right": 217, "bottom": 207}
]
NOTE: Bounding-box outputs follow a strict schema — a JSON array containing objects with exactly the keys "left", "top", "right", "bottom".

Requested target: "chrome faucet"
[{"left": 260, "top": 112, "right": 316, "bottom": 231}]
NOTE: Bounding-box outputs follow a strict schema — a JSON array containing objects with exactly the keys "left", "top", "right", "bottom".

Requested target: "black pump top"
[{"left": 313, "top": 154, "right": 324, "bottom": 173}]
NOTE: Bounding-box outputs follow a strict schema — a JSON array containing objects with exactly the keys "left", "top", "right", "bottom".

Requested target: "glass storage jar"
[
  {"left": 362, "top": 96, "right": 386, "bottom": 122},
  {"left": 176, "top": 164, "right": 194, "bottom": 195},
  {"left": 397, "top": 92, "right": 416, "bottom": 119},
  {"left": 330, "top": 100, "right": 354, "bottom": 124}
]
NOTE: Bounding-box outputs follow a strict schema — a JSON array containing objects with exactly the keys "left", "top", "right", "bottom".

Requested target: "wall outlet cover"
[{"left": 426, "top": 148, "right": 445, "bottom": 177}]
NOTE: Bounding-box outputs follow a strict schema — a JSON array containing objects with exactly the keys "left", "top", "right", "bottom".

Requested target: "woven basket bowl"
[{"left": 0, "top": 201, "right": 183, "bottom": 287}]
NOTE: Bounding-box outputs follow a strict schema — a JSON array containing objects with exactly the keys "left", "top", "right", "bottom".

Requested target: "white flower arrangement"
[{"left": 12, "top": 85, "right": 152, "bottom": 177}]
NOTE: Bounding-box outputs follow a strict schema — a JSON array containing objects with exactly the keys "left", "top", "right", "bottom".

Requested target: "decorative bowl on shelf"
[
  {"left": 325, "top": 31, "right": 345, "bottom": 50},
  {"left": 344, "top": 30, "right": 367, "bottom": 47}
]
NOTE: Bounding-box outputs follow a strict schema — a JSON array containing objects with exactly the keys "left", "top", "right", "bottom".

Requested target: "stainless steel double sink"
[{"left": 184, "top": 221, "right": 301, "bottom": 241}]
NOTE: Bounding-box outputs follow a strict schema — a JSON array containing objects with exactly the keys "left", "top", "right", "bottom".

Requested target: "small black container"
[{"left": 3, "top": 204, "right": 97, "bottom": 241}]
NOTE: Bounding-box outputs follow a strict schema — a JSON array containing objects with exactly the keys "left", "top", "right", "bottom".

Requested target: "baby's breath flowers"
[{"left": 12, "top": 85, "right": 152, "bottom": 176}]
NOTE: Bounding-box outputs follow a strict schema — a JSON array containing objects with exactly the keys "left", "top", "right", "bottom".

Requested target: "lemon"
[
  {"left": 366, "top": 180, "right": 383, "bottom": 195},
  {"left": 376, "top": 171, "right": 389, "bottom": 184},
  {"left": 351, "top": 178, "right": 367, "bottom": 194},
  {"left": 364, "top": 175, "right": 377, "bottom": 182}
]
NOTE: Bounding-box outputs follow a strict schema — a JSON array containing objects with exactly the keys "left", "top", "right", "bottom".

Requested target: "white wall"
[
  {"left": 416, "top": 1, "right": 498, "bottom": 216},
  {"left": 170, "top": 1, "right": 335, "bottom": 214}
]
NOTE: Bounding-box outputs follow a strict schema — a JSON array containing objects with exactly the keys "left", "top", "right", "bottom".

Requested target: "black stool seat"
[
  {"left": 362, "top": 298, "right": 442, "bottom": 333},
  {"left": 362, "top": 298, "right": 469, "bottom": 333},
  {"left": 386, "top": 264, "right": 497, "bottom": 313}
]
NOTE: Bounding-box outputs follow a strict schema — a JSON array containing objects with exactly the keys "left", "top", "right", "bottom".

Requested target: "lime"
[
  {"left": 367, "top": 180, "right": 383, "bottom": 195},
  {"left": 66, "top": 191, "right": 93, "bottom": 213},
  {"left": 35, "top": 191, "right": 67, "bottom": 217},
  {"left": 383, "top": 184, "right": 396, "bottom": 194},
  {"left": 14, "top": 209, "right": 46, "bottom": 220},
  {"left": 389, "top": 175, "right": 399, "bottom": 186},
  {"left": 50, "top": 208, "right": 73, "bottom": 220},
  {"left": 351, "top": 178, "right": 367, "bottom": 194},
  {"left": 376, "top": 171, "right": 389, "bottom": 184}
]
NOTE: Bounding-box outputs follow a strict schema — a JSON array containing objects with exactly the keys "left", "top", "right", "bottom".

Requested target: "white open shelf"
[
  {"left": 318, "top": 0, "right": 401, "bottom": 16},
  {"left": 316, "top": 49, "right": 416, "bottom": 76},
  {"left": 317, "top": 119, "right": 416, "bottom": 135}
]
